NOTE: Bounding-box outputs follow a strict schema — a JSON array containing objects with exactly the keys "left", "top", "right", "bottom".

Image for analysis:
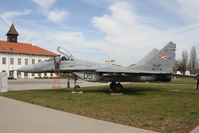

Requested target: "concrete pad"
[
  {"left": 72, "top": 91, "right": 83, "bottom": 94},
  {"left": 190, "top": 125, "right": 199, "bottom": 133},
  {"left": 0, "top": 96, "right": 158, "bottom": 133},
  {"left": 111, "top": 92, "right": 124, "bottom": 95}
]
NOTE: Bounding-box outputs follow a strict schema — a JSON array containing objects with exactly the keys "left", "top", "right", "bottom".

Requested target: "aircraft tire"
[
  {"left": 110, "top": 82, "right": 116, "bottom": 89},
  {"left": 74, "top": 85, "right": 81, "bottom": 91},
  {"left": 115, "top": 83, "right": 123, "bottom": 93}
]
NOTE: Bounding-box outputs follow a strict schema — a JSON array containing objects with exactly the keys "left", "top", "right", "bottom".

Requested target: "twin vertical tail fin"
[{"left": 134, "top": 42, "right": 176, "bottom": 73}]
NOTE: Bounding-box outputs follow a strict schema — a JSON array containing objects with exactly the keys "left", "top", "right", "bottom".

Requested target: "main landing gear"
[{"left": 109, "top": 82, "right": 123, "bottom": 93}]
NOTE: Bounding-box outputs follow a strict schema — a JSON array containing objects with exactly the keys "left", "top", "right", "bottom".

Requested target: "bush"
[{"left": 8, "top": 77, "right": 16, "bottom": 80}]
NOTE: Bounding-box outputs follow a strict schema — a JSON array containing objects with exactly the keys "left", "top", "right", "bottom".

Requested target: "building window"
[
  {"left": 10, "top": 58, "right": 14, "bottom": 65},
  {"left": 25, "top": 59, "right": 28, "bottom": 65},
  {"left": 18, "top": 58, "right": 21, "bottom": 65},
  {"left": 2, "top": 57, "right": 6, "bottom": 64},
  {"left": 50, "top": 73, "right": 53, "bottom": 77},
  {"left": 44, "top": 73, "right": 47, "bottom": 76},
  {"left": 2, "top": 70, "right": 6, "bottom": 72},
  {"left": 38, "top": 73, "right": 41, "bottom": 77},
  {"left": 32, "top": 59, "right": 35, "bottom": 64},
  {"left": 24, "top": 73, "right": 28, "bottom": 77},
  {"left": 38, "top": 59, "right": 41, "bottom": 62},
  {"left": 32, "top": 73, "right": 35, "bottom": 76}
]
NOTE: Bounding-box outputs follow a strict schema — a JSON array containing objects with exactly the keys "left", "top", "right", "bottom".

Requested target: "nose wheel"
[
  {"left": 71, "top": 75, "right": 83, "bottom": 94},
  {"left": 73, "top": 74, "right": 82, "bottom": 92},
  {"left": 110, "top": 82, "right": 123, "bottom": 93},
  {"left": 74, "top": 85, "right": 81, "bottom": 91}
]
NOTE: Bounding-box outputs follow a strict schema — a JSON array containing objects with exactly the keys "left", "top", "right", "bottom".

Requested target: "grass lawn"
[{"left": 1, "top": 78, "right": 199, "bottom": 133}]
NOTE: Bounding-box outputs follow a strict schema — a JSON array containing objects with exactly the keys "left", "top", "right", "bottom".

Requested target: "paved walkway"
[
  {"left": 0, "top": 96, "right": 157, "bottom": 133},
  {"left": 190, "top": 126, "right": 199, "bottom": 133}
]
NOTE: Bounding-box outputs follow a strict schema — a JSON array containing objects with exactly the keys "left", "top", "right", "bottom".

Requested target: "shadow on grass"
[
  {"left": 123, "top": 87, "right": 163, "bottom": 95},
  {"left": 47, "top": 86, "right": 163, "bottom": 96}
]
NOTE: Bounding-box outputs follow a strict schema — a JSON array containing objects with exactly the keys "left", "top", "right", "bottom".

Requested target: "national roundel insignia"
[{"left": 157, "top": 55, "right": 168, "bottom": 60}]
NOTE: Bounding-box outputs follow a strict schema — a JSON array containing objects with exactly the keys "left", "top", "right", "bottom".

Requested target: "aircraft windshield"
[
  {"left": 44, "top": 57, "right": 73, "bottom": 62},
  {"left": 61, "top": 56, "right": 74, "bottom": 61}
]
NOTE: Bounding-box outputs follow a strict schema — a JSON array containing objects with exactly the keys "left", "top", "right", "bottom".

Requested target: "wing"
[{"left": 96, "top": 68, "right": 170, "bottom": 75}]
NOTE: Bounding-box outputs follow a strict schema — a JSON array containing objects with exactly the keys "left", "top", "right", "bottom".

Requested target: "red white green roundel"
[{"left": 157, "top": 55, "right": 168, "bottom": 60}]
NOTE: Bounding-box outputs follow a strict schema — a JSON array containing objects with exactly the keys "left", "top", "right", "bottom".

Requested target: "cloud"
[
  {"left": 2, "top": 0, "right": 197, "bottom": 66},
  {"left": 1, "top": 10, "right": 31, "bottom": 25},
  {"left": 92, "top": 2, "right": 166, "bottom": 64},
  {"left": 157, "top": 0, "right": 199, "bottom": 23},
  {"left": 22, "top": 1, "right": 198, "bottom": 65},
  {"left": 32, "top": 0, "right": 56, "bottom": 11},
  {"left": 18, "top": 29, "right": 106, "bottom": 62},
  {"left": 174, "top": 0, "right": 199, "bottom": 22},
  {"left": 91, "top": 1, "right": 199, "bottom": 65},
  {"left": 32, "top": 0, "right": 69, "bottom": 24},
  {"left": 82, "top": 0, "right": 121, "bottom": 7},
  {"left": 48, "top": 32, "right": 102, "bottom": 52},
  {"left": 47, "top": 9, "right": 69, "bottom": 23}
]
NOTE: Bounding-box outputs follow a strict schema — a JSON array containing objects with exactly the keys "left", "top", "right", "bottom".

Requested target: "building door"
[
  {"left": 9, "top": 70, "right": 14, "bottom": 77},
  {"left": 17, "top": 71, "right": 21, "bottom": 78}
]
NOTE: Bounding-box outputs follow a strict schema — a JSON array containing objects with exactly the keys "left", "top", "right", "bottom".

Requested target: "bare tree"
[
  {"left": 189, "top": 46, "right": 197, "bottom": 70},
  {"left": 173, "top": 60, "right": 182, "bottom": 73},
  {"left": 182, "top": 50, "right": 188, "bottom": 75},
  {"left": 197, "top": 58, "right": 199, "bottom": 68}
]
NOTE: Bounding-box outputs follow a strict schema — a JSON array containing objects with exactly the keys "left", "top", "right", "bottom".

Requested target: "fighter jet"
[{"left": 18, "top": 42, "right": 176, "bottom": 92}]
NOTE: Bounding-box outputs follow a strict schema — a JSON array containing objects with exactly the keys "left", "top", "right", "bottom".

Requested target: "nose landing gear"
[{"left": 72, "top": 75, "right": 83, "bottom": 94}]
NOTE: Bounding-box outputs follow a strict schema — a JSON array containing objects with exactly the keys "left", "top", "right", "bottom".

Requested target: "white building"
[
  {"left": 0, "top": 24, "right": 57, "bottom": 78},
  {"left": 105, "top": 60, "right": 117, "bottom": 65}
]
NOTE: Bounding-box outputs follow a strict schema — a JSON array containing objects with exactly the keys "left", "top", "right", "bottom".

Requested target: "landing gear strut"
[
  {"left": 110, "top": 82, "right": 123, "bottom": 93},
  {"left": 73, "top": 75, "right": 81, "bottom": 91}
]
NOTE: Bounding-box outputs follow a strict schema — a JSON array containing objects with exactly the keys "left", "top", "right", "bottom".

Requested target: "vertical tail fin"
[
  {"left": 136, "top": 48, "right": 159, "bottom": 66},
  {"left": 134, "top": 42, "right": 176, "bottom": 73}
]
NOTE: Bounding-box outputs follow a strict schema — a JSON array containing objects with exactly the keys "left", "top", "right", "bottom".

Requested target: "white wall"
[{"left": 0, "top": 52, "right": 55, "bottom": 78}]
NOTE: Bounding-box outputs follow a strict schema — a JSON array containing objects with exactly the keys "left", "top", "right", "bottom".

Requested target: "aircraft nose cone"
[{"left": 17, "top": 65, "right": 37, "bottom": 73}]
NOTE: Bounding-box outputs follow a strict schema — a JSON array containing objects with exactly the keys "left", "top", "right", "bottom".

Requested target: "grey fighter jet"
[{"left": 18, "top": 42, "right": 176, "bottom": 92}]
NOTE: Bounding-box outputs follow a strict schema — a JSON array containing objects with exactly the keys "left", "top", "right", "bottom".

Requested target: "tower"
[{"left": 6, "top": 24, "right": 19, "bottom": 43}]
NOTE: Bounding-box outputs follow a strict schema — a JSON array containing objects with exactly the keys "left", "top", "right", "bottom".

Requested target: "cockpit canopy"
[{"left": 57, "top": 46, "right": 74, "bottom": 61}]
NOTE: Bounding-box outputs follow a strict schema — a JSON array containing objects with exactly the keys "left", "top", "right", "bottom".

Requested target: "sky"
[{"left": 0, "top": 0, "right": 198, "bottom": 66}]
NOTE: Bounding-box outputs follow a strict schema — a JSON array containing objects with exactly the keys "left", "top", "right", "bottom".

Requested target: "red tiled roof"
[{"left": 0, "top": 40, "right": 57, "bottom": 56}]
